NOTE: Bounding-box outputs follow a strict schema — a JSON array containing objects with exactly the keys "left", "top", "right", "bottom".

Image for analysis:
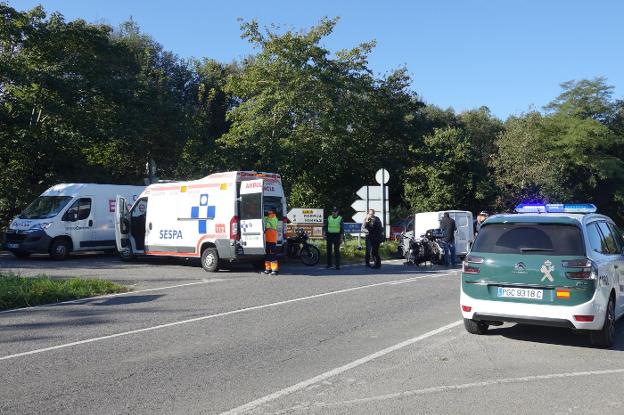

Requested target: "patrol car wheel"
[
  {"left": 201, "top": 248, "right": 219, "bottom": 272},
  {"left": 464, "top": 318, "right": 489, "bottom": 335},
  {"left": 49, "top": 239, "right": 70, "bottom": 260},
  {"left": 590, "top": 296, "right": 615, "bottom": 348}
]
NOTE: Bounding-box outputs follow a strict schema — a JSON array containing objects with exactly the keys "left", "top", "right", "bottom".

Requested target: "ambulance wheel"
[
  {"left": 201, "top": 248, "right": 219, "bottom": 272},
  {"left": 590, "top": 296, "right": 615, "bottom": 348},
  {"left": 119, "top": 247, "right": 134, "bottom": 261},
  {"left": 464, "top": 318, "right": 489, "bottom": 335},
  {"left": 12, "top": 251, "right": 31, "bottom": 259}
]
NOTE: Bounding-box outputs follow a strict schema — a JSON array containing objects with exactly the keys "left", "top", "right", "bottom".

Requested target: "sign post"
[
  {"left": 352, "top": 172, "right": 390, "bottom": 241},
  {"left": 375, "top": 169, "right": 390, "bottom": 239}
]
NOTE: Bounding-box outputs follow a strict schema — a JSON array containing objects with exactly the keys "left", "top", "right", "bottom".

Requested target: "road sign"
[
  {"left": 351, "top": 199, "right": 389, "bottom": 212},
  {"left": 285, "top": 224, "right": 324, "bottom": 239},
  {"left": 343, "top": 222, "right": 362, "bottom": 235},
  {"left": 287, "top": 208, "right": 324, "bottom": 224},
  {"left": 375, "top": 168, "right": 390, "bottom": 185},
  {"left": 356, "top": 186, "right": 388, "bottom": 200}
]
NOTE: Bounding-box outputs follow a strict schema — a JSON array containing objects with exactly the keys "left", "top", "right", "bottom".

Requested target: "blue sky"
[{"left": 13, "top": 0, "right": 624, "bottom": 120}]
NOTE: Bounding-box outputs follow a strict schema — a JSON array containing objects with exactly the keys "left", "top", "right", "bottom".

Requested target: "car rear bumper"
[{"left": 460, "top": 290, "right": 605, "bottom": 330}]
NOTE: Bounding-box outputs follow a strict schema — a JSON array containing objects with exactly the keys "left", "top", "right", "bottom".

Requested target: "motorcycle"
[
  {"left": 286, "top": 228, "right": 321, "bottom": 266},
  {"left": 404, "top": 228, "right": 445, "bottom": 266}
]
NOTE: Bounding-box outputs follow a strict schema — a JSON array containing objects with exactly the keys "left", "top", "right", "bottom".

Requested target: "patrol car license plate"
[
  {"left": 6, "top": 243, "right": 19, "bottom": 249},
  {"left": 498, "top": 287, "right": 543, "bottom": 300}
]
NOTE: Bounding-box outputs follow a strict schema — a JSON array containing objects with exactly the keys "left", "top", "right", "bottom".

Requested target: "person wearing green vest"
[{"left": 325, "top": 207, "right": 344, "bottom": 270}]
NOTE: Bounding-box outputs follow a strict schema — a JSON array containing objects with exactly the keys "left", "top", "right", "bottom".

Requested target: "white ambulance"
[
  {"left": 2, "top": 183, "right": 145, "bottom": 259},
  {"left": 114, "top": 171, "right": 288, "bottom": 272}
]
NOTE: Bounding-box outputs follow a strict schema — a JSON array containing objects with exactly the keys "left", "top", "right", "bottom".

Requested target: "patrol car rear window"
[{"left": 472, "top": 223, "right": 584, "bottom": 255}]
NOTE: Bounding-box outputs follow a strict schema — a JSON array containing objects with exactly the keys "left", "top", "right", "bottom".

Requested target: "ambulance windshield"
[{"left": 19, "top": 196, "right": 73, "bottom": 219}]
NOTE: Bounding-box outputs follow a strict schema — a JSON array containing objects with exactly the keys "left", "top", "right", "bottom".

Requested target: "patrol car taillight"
[
  {"left": 465, "top": 255, "right": 484, "bottom": 264},
  {"left": 562, "top": 259, "right": 595, "bottom": 279},
  {"left": 230, "top": 216, "right": 238, "bottom": 241},
  {"left": 462, "top": 263, "right": 480, "bottom": 274}
]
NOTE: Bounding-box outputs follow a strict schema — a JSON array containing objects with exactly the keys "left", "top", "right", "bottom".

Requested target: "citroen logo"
[{"left": 514, "top": 262, "right": 527, "bottom": 274}]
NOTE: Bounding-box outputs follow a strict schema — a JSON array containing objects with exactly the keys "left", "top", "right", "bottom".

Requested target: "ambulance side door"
[
  {"left": 114, "top": 195, "right": 131, "bottom": 254},
  {"left": 239, "top": 179, "right": 265, "bottom": 254}
]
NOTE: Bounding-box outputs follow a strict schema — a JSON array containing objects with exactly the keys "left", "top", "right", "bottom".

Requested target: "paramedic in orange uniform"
[{"left": 263, "top": 208, "right": 279, "bottom": 275}]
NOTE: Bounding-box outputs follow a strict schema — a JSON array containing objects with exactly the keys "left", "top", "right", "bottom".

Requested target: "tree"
[
  {"left": 219, "top": 17, "right": 415, "bottom": 214},
  {"left": 491, "top": 112, "right": 568, "bottom": 209},
  {"left": 403, "top": 127, "right": 488, "bottom": 213},
  {"left": 544, "top": 77, "right": 616, "bottom": 123}
]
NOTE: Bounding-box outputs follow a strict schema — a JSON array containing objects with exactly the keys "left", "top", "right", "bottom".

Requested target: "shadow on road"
[
  {"left": 94, "top": 294, "right": 164, "bottom": 306},
  {"left": 491, "top": 320, "right": 624, "bottom": 351}
]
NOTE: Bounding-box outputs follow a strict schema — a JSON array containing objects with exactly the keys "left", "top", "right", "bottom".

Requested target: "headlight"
[{"left": 27, "top": 223, "right": 52, "bottom": 232}]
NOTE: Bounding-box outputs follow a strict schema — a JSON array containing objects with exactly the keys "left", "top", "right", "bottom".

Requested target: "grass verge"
[
  {"left": 0, "top": 273, "right": 129, "bottom": 310},
  {"left": 313, "top": 238, "right": 400, "bottom": 264}
]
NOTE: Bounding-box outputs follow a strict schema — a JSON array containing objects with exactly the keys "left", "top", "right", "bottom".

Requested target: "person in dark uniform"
[
  {"left": 363, "top": 208, "right": 383, "bottom": 268},
  {"left": 439, "top": 212, "right": 457, "bottom": 267},
  {"left": 325, "top": 207, "right": 344, "bottom": 270}
]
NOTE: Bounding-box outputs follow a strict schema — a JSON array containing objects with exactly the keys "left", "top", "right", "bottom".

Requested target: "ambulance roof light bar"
[{"left": 515, "top": 203, "right": 597, "bottom": 214}]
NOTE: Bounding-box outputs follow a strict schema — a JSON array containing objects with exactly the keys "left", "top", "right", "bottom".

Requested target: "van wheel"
[
  {"left": 590, "top": 296, "right": 615, "bottom": 348},
  {"left": 50, "top": 239, "right": 70, "bottom": 260},
  {"left": 201, "top": 248, "right": 219, "bottom": 272},
  {"left": 464, "top": 318, "right": 489, "bottom": 335}
]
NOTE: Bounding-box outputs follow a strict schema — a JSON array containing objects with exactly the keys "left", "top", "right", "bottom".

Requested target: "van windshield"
[
  {"left": 472, "top": 223, "right": 584, "bottom": 255},
  {"left": 19, "top": 196, "right": 73, "bottom": 219}
]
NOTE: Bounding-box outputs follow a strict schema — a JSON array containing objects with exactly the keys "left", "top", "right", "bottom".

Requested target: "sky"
[{"left": 12, "top": 0, "right": 624, "bottom": 120}]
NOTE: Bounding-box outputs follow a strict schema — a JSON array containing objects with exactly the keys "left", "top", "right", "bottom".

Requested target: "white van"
[
  {"left": 2, "top": 183, "right": 145, "bottom": 259},
  {"left": 114, "top": 171, "right": 288, "bottom": 272},
  {"left": 400, "top": 210, "right": 475, "bottom": 258}
]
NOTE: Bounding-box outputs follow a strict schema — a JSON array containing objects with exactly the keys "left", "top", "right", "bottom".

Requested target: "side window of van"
[
  {"left": 63, "top": 198, "right": 91, "bottom": 221},
  {"left": 597, "top": 222, "right": 617, "bottom": 254}
]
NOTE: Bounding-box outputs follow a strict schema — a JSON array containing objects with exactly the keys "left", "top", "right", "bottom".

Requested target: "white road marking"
[
  {"left": 0, "top": 273, "right": 453, "bottom": 361},
  {"left": 220, "top": 320, "right": 463, "bottom": 415},
  {"left": 301, "top": 368, "right": 624, "bottom": 410},
  {"left": 0, "top": 279, "right": 226, "bottom": 315}
]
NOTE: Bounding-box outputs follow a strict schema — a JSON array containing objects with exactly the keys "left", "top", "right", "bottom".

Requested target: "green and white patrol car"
[{"left": 460, "top": 203, "right": 624, "bottom": 347}]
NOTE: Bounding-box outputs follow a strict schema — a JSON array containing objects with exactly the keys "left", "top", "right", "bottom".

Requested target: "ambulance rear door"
[
  {"left": 239, "top": 179, "right": 265, "bottom": 255},
  {"left": 114, "top": 195, "right": 132, "bottom": 256}
]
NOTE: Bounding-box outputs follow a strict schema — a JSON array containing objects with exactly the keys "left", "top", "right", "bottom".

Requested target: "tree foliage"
[{"left": 1, "top": 4, "right": 624, "bottom": 228}]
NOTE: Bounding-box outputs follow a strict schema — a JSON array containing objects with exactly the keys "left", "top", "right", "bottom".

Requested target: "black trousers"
[
  {"left": 326, "top": 233, "right": 341, "bottom": 267},
  {"left": 365, "top": 236, "right": 381, "bottom": 267}
]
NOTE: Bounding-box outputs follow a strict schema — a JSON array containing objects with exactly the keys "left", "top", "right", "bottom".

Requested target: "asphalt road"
[{"left": 1, "top": 252, "right": 624, "bottom": 414}]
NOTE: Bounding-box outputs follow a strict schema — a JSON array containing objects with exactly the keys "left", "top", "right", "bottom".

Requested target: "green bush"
[
  {"left": 0, "top": 273, "right": 129, "bottom": 310},
  {"left": 313, "top": 238, "right": 400, "bottom": 264}
]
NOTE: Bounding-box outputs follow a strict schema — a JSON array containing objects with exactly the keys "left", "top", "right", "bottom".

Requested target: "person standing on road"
[
  {"left": 325, "top": 207, "right": 344, "bottom": 270},
  {"left": 440, "top": 212, "right": 457, "bottom": 267},
  {"left": 363, "top": 208, "right": 383, "bottom": 268},
  {"left": 263, "top": 208, "right": 279, "bottom": 275}
]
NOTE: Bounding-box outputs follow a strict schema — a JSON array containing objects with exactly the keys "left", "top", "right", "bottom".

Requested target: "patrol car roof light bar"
[{"left": 515, "top": 203, "right": 597, "bottom": 214}]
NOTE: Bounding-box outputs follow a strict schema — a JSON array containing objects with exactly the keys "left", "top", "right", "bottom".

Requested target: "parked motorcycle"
[{"left": 286, "top": 228, "right": 321, "bottom": 266}]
